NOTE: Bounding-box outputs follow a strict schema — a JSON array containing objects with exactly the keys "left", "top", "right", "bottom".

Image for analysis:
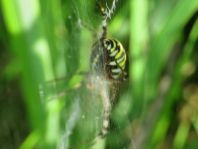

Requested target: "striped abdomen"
[{"left": 103, "top": 38, "right": 127, "bottom": 80}]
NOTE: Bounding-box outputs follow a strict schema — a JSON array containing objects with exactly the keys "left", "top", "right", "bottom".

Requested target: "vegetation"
[{"left": 0, "top": 0, "right": 198, "bottom": 149}]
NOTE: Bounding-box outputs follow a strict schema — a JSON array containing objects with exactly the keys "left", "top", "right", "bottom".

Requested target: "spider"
[
  {"left": 39, "top": 1, "right": 128, "bottom": 148},
  {"left": 89, "top": 0, "right": 128, "bottom": 138}
]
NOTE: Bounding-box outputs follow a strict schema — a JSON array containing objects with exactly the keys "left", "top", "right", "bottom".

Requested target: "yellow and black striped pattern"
[{"left": 103, "top": 38, "right": 127, "bottom": 80}]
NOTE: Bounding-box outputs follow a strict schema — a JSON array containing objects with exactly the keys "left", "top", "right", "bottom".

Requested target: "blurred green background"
[{"left": 0, "top": 0, "right": 198, "bottom": 149}]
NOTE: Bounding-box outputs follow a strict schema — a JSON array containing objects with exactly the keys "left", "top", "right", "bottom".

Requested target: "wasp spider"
[{"left": 89, "top": 7, "right": 128, "bottom": 138}]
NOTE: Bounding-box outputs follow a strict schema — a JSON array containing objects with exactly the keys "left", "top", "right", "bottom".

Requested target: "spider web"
[{"left": 39, "top": 1, "right": 120, "bottom": 149}]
